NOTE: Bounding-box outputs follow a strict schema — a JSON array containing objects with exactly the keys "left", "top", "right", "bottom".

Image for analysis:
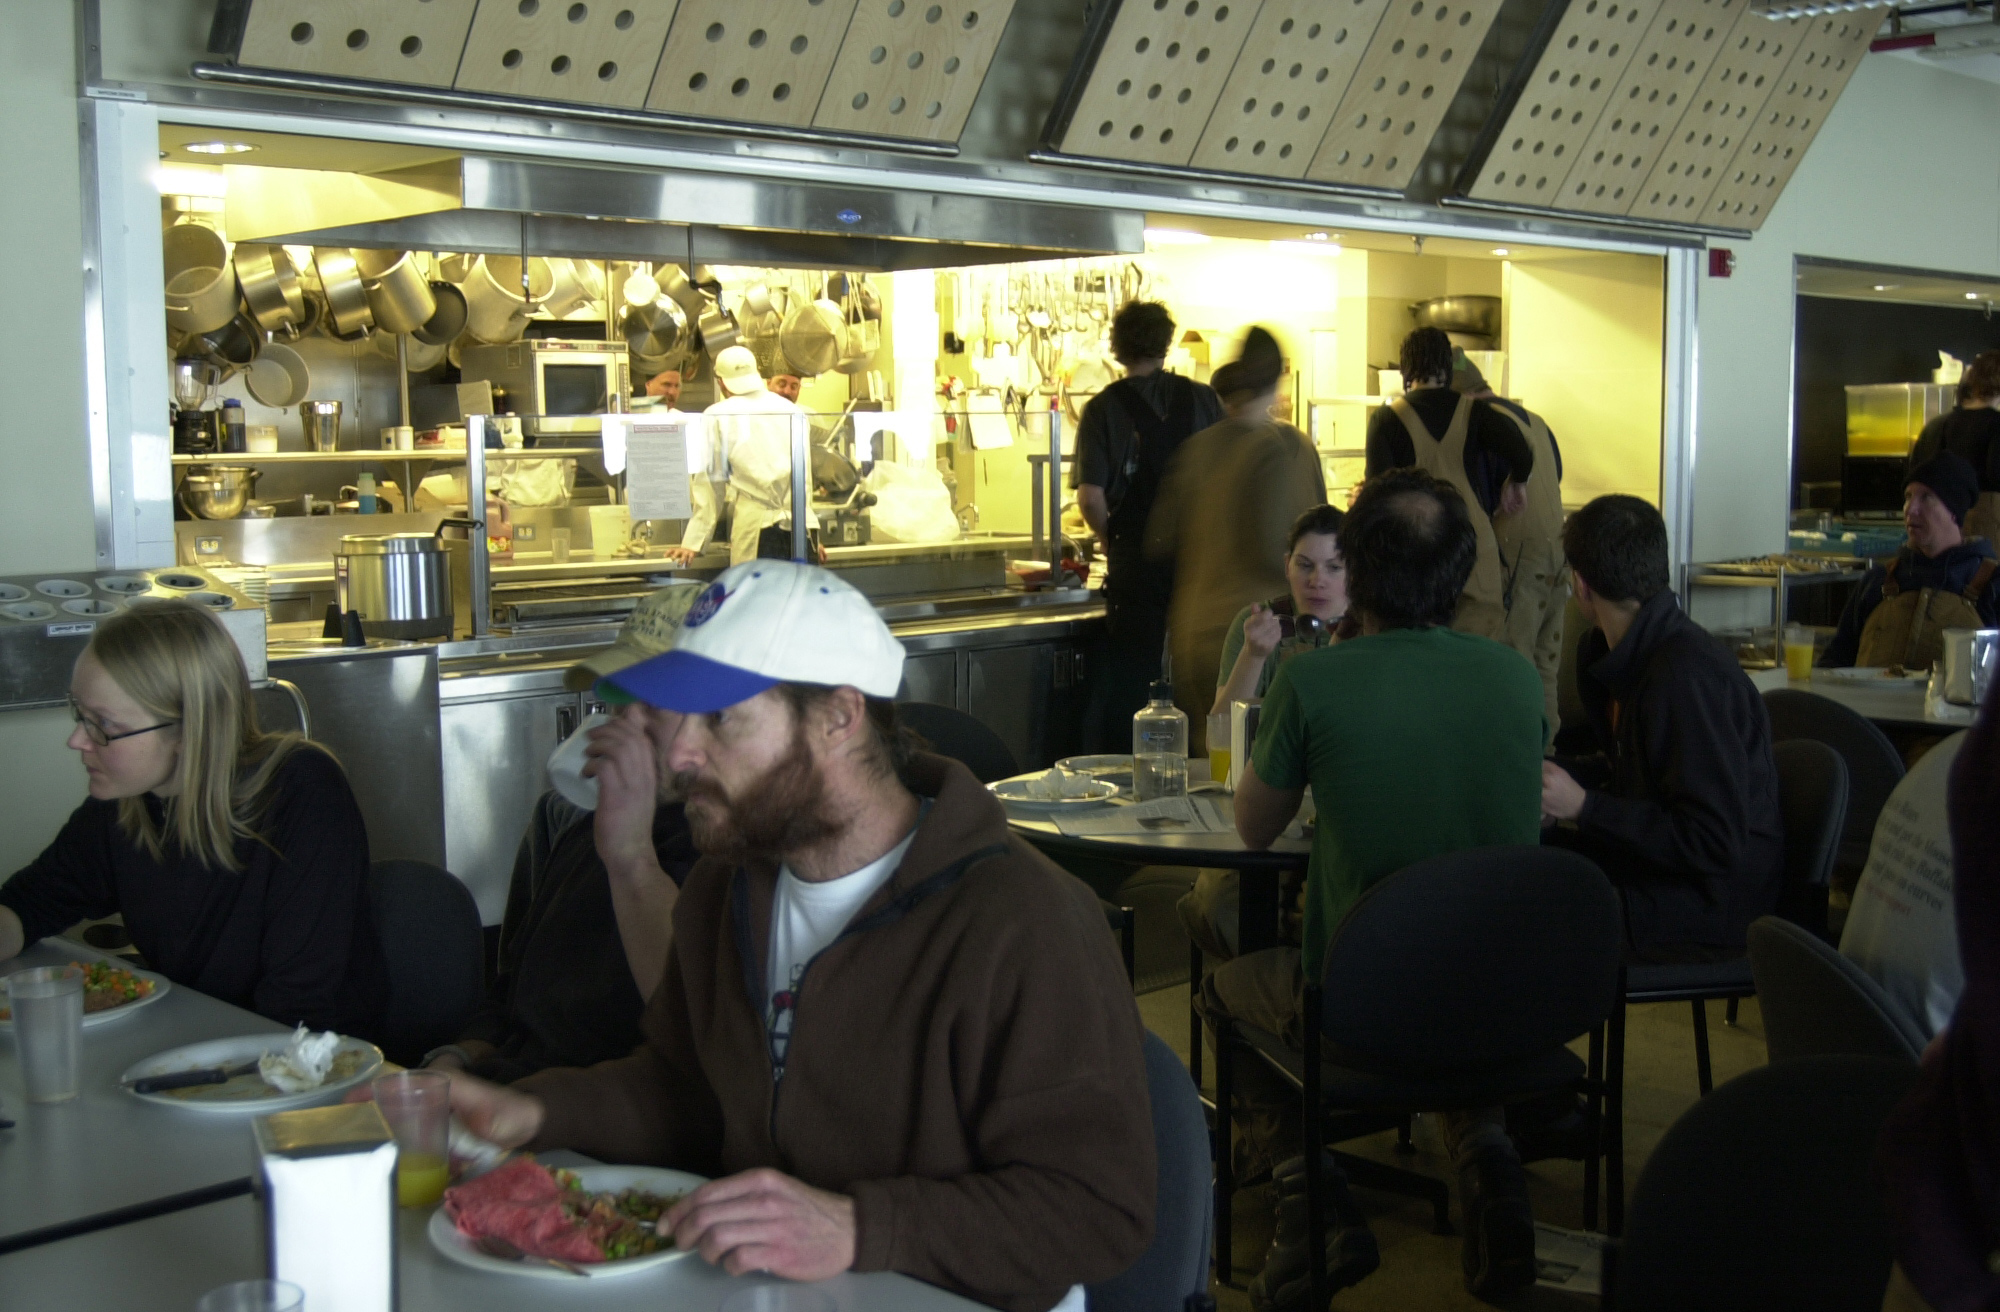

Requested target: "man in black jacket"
[{"left": 1539, "top": 496, "right": 1785, "bottom": 957}]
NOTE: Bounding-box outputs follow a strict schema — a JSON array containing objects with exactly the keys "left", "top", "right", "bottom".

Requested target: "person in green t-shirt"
[
  {"left": 1199, "top": 468, "right": 1547, "bottom": 1308},
  {"left": 1210, "top": 504, "right": 1349, "bottom": 712}
]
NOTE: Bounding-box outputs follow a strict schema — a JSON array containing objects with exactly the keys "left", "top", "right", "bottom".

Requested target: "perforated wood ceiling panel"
[
  {"left": 1466, "top": 0, "right": 1663, "bottom": 204},
  {"left": 1702, "top": 8, "right": 1885, "bottom": 228},
  {"left": 1055, "top": 0, "right": 1262, "bottom": 166},
  {"left": 647, "top": 0, "right": 860, "bottom": 126},
  {"left": 1306, "top": 0, "right": 1507, "bottom": 190},
  {"left": 814, "top": 0, "right": 1015, "bottom": 139},
  {"left": 238, "top": 0, "right": 478, "bottom": 86},
  {"left": 1553, "top": 0, "right": 1736, "bottom": 214},
  {"left": 1624, "top": 3, "right": 1792, "bottom": 221},
  {"left": 456, "top": 0, "right": 680, "bottom": 108},
  {"left": 1188, "top": 0, "right": 1391, "bottom": 177}
]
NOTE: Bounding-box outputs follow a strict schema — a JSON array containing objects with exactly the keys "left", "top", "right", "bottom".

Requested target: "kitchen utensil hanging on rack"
[
  {"left": 780, "top": 277, "right": 844, "bottom": 378},
  {"left": 412, "top": 282, "right": 466, "bottom": 345},
  {"left": 313, "top": 248, "right": 375, "bottom": 340},
  {"left": 164, "top": 224, "right": 239, "bottom": 336},
  {"left": 232, "top": 243, "right": 306, "bottom": 335},
  {"left": 354, "top": 251, "right": 436, "bottom": 335},
  {"left": 461, "top": 255, "right": 551, "bottom": 344}
]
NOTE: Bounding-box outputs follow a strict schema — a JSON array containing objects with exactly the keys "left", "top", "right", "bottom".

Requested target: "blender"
[{"left": 172, "top": 357, "right": 222, "bottom": 454}]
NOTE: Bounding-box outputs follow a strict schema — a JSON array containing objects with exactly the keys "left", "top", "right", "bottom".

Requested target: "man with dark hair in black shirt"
[
  {"left": 1072, "top": 299, "right": 1224, "bottom": 751},
  {"left": 1365, "top": 327, "right": 1535, "bottom": 639}
]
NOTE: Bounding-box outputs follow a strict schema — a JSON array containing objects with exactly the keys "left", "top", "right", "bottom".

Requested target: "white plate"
[
  {"left": 429, "top": 1165, "right": 709, "bottom": 1280},
  {"left": 1057, "top": 754, "right": 1133, "bottom": 776},
  {"left": 119, "top": 1033, "right": 383, "bottom": 1113},
  {"left": 0, "top": 962, "right": 171, "bottom": 1031},
  {"left": 1821, "top": 666, "right": 1929, "bottom": 685},
  {"left": 991, "top": 776, "right": 1120, "bottom": 811}
]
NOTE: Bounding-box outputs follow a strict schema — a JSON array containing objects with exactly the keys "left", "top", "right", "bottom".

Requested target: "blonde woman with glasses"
[{"left": 0, "top": 599, "right": 386, "bottom": 1035}]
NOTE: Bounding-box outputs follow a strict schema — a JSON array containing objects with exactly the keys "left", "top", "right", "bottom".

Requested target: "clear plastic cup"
[
  {"left": 196, "top": 1280, "right": 304, "bottom": 1312},
  {"left": 10, "top": 967, "right": 83, "bottom": 1103},
  {"left": 550, "top": 527, "right": 572, "bottom": 563},
  {"left": 1206, "top": 710, "right": 1232, "bottom": 789},
  {"left": 373, "top": 1070, "right": 452, "bottom": 1207},
  {"left": 1784, "top": 623, "right": 1815, "bottom": 682}
]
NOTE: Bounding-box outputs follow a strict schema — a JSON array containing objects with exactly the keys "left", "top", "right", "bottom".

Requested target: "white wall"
[
  {"left": 0, "top": 4, "right": 93, "bottom": 875},
  {"left": 1692, "top": 53, "right": 2000, "bottom": 562}
]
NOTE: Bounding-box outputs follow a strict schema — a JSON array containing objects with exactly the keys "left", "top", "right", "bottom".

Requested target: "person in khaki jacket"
[
  {"left": 1452, "top": 353, "right": 1569, "bottom": 746},
  {"left": 425, "top": 561, "right": 1155, "bottom": 1312}
]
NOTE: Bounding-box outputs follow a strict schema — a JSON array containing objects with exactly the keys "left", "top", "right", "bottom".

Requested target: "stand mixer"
[{"left": 172, "top": 357, "right": 222, "bottom": 454}]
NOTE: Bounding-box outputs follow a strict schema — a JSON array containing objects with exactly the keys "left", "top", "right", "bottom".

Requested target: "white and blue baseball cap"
[{"left": 606, "top": 560, "right": 905, "bottom": 713}]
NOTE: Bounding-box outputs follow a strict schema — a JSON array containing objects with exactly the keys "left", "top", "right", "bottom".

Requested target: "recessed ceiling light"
[
  {"left": 1968, "top": 292, "right": 1983, "bottom": 301},
  {"left": 1873, "top": 284, "right": 1889, "bottom": 291},
  {"left": 1302, "top": 231, "right": 1332, "bottom": 241},
  {"left": 1143, "top": 228, "right": 1210, "bottom": 246},
  {"left": 183, "top": 141, "right": 255, "bottom": 155},
  {"left": 1491, "top": 248, "right": 1511, "bottom": 256}
]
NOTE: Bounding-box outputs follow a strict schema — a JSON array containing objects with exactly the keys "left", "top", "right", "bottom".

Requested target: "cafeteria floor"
[{"left": 1135, "top": 985, "right": 1771, "bottom": 1310}]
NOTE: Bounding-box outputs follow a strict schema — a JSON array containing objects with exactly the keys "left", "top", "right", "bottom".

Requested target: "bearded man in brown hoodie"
[{"left": 438, "top": 561, "right": 1156, "bottom": 1312}]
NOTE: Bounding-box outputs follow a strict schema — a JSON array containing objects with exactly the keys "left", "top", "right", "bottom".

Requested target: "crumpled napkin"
[{"left": 259, "top": 1024, "right": 342, "bottom": 1093}]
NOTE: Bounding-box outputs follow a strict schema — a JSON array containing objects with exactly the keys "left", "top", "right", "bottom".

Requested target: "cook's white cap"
[
  {"left": 606, "top": 561, "right": 904, "bottom": 712},
  {"left": 713, "top": 345, "right": 763, "bottom": 396}
]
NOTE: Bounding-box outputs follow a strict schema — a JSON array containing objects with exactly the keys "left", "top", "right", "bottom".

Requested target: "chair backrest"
[
  {"left": 1771, "top": 738, "right": 1849, "bottom": 931},
  {"left": 1317, "top": 846, "right": 1623, "bottom": 1073},
  {"left": 896, "top": 700, "right": 1021, "bottom": 783},
  {"left": 1763, "top": 689, "right": 1905, "bottom": 875},
  {"left": 1612, "top": 1054, "right": 1917, "bottom": 1312},
  {"left": 1086, "top": 1031, "right": 1213, "bottom": 1312},
  {"left": 368, "top": 859, "right": 487, "bottom": 1067},
  {"left": 1747, "top": 916, "right": 1924, "bottom": 1065}
]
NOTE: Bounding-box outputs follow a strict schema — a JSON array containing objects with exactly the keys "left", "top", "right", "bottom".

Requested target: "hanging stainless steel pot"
[
  {"left": 232, "top": 243, "right": 305, "bottom": 334},
  {"left": 200, "top": 310, "right": 265, "bottom": 372},
  {"left": 779, "top": 297, "right": 845, "bottom": 377},
  {"left": 412, "top": 281, "right": 467, "bottom": 346},
  {"left": 354, "top": 250, "right": 436, "bottom": 335},
  {"left": 623, "top": 297, "right": 688, "bottom": 359},
  {"left": 698, "top": 296, "right": 740, "bottom": 357},
  {"left": 313, "top": 248, "right": 374, "bottom": 338},
  {"left": 463, "top": 255, "right": 551, "bottom": 344},
  {"left": 164, "top": 224, "right": 238, "bottom": 336},
  {"left": 657, "top": 264, "right": 705, "bottom": 317}
]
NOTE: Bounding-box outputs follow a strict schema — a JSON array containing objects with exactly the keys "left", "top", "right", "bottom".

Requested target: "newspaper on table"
[{"left": 1054, "top": 796, "right": 1235, "bottom": 838}]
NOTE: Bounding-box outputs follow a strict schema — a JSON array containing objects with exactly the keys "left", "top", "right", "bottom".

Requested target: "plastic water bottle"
[{"left": 1133, "top": 681, "right": 1189, "bottom": 802}]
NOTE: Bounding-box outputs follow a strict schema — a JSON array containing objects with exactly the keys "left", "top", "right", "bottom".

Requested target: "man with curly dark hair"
[{"left": 1071, "top": 300, "right": 1224, "bottom": 751}]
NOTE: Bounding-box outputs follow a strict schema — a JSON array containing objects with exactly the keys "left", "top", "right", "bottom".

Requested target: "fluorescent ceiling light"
[
  {"left": 1491, "top": 248, "right": 1511, "bottom": 256},
  {"left": 1968, "top": 292, "right": 1982, "bottom": 300},
  {"left": 183, "top": 140, "right": 255, "bottom": 155},
  {"left": 1144, "top": 228, "right": 1210, "bottom": 245},
  {"left": 1301, "top": 232, "right": 1335, "bottom": 241}
]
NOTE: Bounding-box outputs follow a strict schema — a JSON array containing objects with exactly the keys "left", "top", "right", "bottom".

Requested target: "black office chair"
[
  {"left": 1601, "top": 739, "right": 1848, "bottom": 1231},
  {"left": 1212, "top": 847, "right": 1622, "bottom": 1304},
  {"left": 1763, "top": 688, "right": 1907, "bottom": 893},
  {"left": 1747, "top": 915, "right": 1925, "bottom": 1065},
  {"left": 1608, "top": 1055, "right": 1917, "bottom": 1312},
  {"left": 895, "top": 700, "right": 1020, "bottom": 784},
  {"left": 368, "top": 860, "right": 486, "bottom": 1067},
  {"left": 1087, "top": 1032, "right": 1214, "bottom": 1312}
]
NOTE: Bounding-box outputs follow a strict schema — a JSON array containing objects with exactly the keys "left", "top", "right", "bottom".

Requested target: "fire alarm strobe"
[{"left": 1709, "top": 249, "right": 1736, "bottom": 278}]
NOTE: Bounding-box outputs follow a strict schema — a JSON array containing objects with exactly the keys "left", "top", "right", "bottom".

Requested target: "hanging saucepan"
[
  {"left": 463, "top": 255, "right": 551, "bottom": 344},
  {"left": 313, "top": 248, "right": 374, "bottom": 338},
  {"left": 232, "top": 243, "right": 305, "bottom": 334},
  {"left": 779, "top": 295, "right": 844, "bottom": 377},
  {"left": 698, "top": 295, "right": 740, "bottom": 357},
  {"left": 354, "top": 250, "right": 436, "bottom": 335},
  {"left": 743, "top": 282, "right": 776, "bottom": 319},
  {"left": 541, "top": 258, "right": 593, "bottom": 320},
  {"left": 623, "top": 297, "right": 687, "bottom": 360},
  {"left": 164, "top": 224, "right": 238, "bottom": 336},
  {"left": 657, "top": 264, "right": 705, "bottom": 317},
  {"left": 412, "top": 282, "right": 467, "bottom": 346},
  {"left": 200, "top": 310, "right": 265, "bottom": 373},
  {"left": 370, "top": 331, "right": 447, "bottom": 373},
  {"left": 854, "top": 274, "right": 882, "bottom": 323},
  {"left": 244, "top": 340, "right": 312, "bottom": 408}
]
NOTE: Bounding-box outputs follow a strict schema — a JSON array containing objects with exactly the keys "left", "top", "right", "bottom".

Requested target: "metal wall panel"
[
  {"left": 1054, "top": 0, "right": 1261, "bottom": 165},
  {"left": 237, "top": 0, "right": 479, "bottom": 88},
  {"left": 815, "top": 0, "right": 1019, "bottom": 141},
  {"left": 1466, "top": 0, "right": 1663, "bottom": 204},
  {"left": 645, "top": 0, "right": 857, "bottom": 125},
  {"left": 456, "top": 0, "right": 681, "bottom": 108},
  {"left": 1306, "top": 0, "right": 1509, "bottom": 191},
  {"left": 1188, "top": 0, "right": 1390, "bottom": 177}
]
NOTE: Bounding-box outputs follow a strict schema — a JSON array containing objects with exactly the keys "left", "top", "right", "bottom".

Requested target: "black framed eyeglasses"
[{"left": 68, "top": 696, "right": 176, "bottom": 748}]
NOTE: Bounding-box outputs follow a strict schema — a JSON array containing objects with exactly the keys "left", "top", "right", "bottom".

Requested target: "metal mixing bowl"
[{"left": 177, "top": 466, "right": 262, "bottom": 520}]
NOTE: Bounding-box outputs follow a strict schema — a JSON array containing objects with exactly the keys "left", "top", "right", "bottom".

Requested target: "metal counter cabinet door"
[
  {"left": 440, "top": 685, "right": 585, "bottom": 925},
  {"left": 965, "top": 643, "right": 1057, "bottom": 772}
]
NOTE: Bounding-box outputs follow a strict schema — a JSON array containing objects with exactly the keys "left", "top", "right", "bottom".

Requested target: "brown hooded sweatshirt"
[{"left": 517, "top": 753, "right": 1156, "bottom": 1312}]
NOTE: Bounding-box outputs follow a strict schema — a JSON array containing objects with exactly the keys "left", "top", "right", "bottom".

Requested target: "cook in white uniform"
[{"left": 686, "top": 346, "right": 817, "bottom": 565}]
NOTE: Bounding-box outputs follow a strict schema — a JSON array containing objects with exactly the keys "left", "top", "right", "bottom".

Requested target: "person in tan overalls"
[
  {"left": 1823, "top": 452, "right": 2000, "bottom": 671},
  {"left": 1366, "top": 328, "right": 1536, "bottom": 642},
  {"left": 1908, "top": 348, "right": 2000, "bottom": 548},
  {"left": 1453, "top": 354, "right": 1568, "bottom": 746}
]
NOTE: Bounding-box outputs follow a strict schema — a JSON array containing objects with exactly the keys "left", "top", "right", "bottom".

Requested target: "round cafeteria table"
[
  {"left": 1746, "top": 666, "right": 1975, "bottom": 733},
  {"left": 0, "top": 1151, "right": 988, "bottom": 1312},
  {"left": 0, "top": 939, "right": 291, "bottom": 1253}
]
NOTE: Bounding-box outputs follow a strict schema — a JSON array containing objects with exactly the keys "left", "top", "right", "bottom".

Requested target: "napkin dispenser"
[
  {"left": 1940, "top": 628, "right": 1998, "bottom": 706},
  {"left": 254, "top": 1102, "right": 399, "bottom": 1312},
  {"left": 1228, "top": 701, "right": 1261, "bottom": 792}
]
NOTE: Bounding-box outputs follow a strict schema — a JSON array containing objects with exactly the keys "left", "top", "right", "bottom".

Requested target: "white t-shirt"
[
  {"left": 1840, "top": 732, "right": 1967, "bottom": 1040},
  {"left": 765, "top": 825, "right": 918, "bottom": 1078}
]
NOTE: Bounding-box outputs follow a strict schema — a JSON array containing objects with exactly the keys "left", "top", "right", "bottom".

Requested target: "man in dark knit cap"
[{"left": 1823, "top": 451, "right": 2000, "bottom": 670}]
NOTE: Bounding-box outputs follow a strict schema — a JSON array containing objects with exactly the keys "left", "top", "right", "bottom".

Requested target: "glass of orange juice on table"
[
  {"left": 1206, "top": 712, "right": 1232, "bottom": 789},
  {"left": 1784, "top": 624, "right": 1816, "bottom": 681},
  {"left": 373, "top": 1071, "right": 452, "bottom": 1207}
]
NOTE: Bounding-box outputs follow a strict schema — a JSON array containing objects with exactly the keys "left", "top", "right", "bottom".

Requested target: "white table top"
[
  {"left": 996, "top": 770, "right": 1312, "bottom": 867},
  {"left": 1748, "top": 666, "right": 1975, "bottom": 731},
  {"left": 0, "top": 1156, "right": 987, "bottom": 1312},
  {"left": 0, "top": 941, "right": 289, "bottom": 1246}
]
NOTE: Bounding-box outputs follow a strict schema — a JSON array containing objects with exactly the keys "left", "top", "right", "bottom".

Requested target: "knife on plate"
[{"left": 127, "top": 1059, "right": 262, "bottom": 1094}]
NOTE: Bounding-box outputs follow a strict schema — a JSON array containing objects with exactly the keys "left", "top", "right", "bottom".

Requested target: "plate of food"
[
  {"left": 992, "top": 768, "right": 1120, "bottom": 811},
  {"left": 430, "top": 1157, "right": 708, "bottom": 1279},
  {"left": 118, "top": 1026, "right": 382, "bottom": 1113},
  {"left": 0, "top": 959, "right": 169, "bottom": 1030},
  {"left": 1057, "top": 754, "right": 1135, "bottom": 791},
  {"left": 1820, "top": 666, "right": 1930, "bottom": 685}
]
